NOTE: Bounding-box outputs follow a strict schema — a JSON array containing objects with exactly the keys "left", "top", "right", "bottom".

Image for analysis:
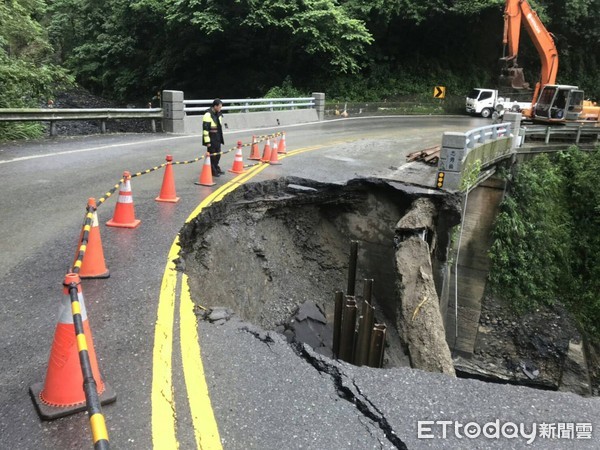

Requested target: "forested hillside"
[{"left": 1, "top": 0, "right": 600, "bottom": 105}]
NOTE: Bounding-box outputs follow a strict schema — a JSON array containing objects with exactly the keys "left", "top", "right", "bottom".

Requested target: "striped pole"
[{"left": 66, "top": 275, "right": 111, "bottom": 449}]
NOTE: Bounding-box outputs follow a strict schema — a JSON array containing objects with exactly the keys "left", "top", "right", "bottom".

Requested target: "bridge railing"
[
  {"left": 184, "top": 97, "right": 315, "bottom": 114},
  {"left": 0, "top": 92, "right": 326, "bottom": 136},
  {"left": 437, "top": 121, "right": 515, "bottom": 191},
  {"left": 164, "top": 91, "right": 325, "bottom": 133},
  {"left": 523, "top": 123, "right": 600, "bottom": 145}
]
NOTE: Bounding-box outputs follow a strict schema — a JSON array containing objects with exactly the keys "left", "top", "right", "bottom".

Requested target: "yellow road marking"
[
  {"left": 153, "top": 141, "right": 329, "bottom": 449},
  {"left": 152, "top": 242, "right": 180, "bottom": 450},
  {"left": 180, "top": 274, "right": 222, "bottom": 450}
]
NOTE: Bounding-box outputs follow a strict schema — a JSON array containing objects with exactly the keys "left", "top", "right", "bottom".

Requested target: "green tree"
[
  {"left": 0, "top": 0, "right": 72, "bottom": 140},
  {"left": 489, "top": 155, "right": 571, "bottom": 313}
]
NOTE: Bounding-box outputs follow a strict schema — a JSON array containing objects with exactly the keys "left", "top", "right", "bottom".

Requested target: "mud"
[{"left": 178, "top": 177, "right": 458, "bottom": 369}]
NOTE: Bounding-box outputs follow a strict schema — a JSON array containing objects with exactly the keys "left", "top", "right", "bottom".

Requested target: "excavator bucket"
[{"left": 499, "top": 67, "right": 530, "bottom": 90}]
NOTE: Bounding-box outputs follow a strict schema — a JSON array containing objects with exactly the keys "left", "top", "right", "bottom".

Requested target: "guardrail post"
[
  {"left": 50, "top": 121, "right": 57, "bottom": 136},
  {"left": 162, "top": 90, "right": 185, "bottom": 133},
  {"left": 101, "top": 120, "right": 106, "bottom": 134},
  {"left": 502, "top": 112, "right": 522, "bottom": 149},
  {"left": 312, "top": 92, "right": 325, "bottom": 121},
  {"left": 438, "top": 132, "right": 467, "bottom": 191}
]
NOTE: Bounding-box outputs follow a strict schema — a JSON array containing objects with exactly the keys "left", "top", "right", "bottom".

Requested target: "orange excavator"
[{"left": 499, "top": 0, "right": 599, "bottom": 123}]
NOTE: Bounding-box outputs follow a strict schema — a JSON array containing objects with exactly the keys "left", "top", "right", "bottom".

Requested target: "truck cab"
[
  {"left": 466, "top": 88, "right": 497, "bottom": 118},
  {"left": 466, "top": 88, "right": 532, "bottom": 119}
]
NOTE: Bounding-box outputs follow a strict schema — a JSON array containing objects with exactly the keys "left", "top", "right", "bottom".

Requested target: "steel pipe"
[
  {"left": 332, "top": 291, "right": 344, "bottom": 359},
  {"left": 347, "top": 241, "right": 359, "bottom": 296},
  {"left": 339, "top": 296, "right": 357, "bottom": 363}
]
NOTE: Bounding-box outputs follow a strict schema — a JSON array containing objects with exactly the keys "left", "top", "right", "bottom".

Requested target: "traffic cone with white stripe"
[
  {"left": 269, "top": 139, "right": 282, "bottom": 165},
  {"left": 228, "top": 141, "right": 247, "bottom": 174},
  {"left": 106, "top": 171, "right": 141, "bottom": 228},
  {"left": 75, "top": 198, "right": 109, "bottom": 279},
  {"left": 261, "top": 138, "right": 272, "bottom": 162},
  {"left": 248, "top": 135, "right": 261, "bottom": 160},
  {"left": 195, "top": 153, "right": 216, "bottom": 186},
  {"left": 277, "top": 132, "right": 287, "bottom": 154},
  {"left": 155, "top": 154, "right": 180, "bottom": 203},
  {"left": 30, "top": 273, "right": 116, "bottom": 419}
]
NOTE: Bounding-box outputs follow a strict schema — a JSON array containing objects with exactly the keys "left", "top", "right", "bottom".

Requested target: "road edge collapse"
[
  {"left": 151, "top": 143, "right": 334, "bottom": 449},
  {"left": 151, "top": 162, "right": 270, "bottom": 449}
]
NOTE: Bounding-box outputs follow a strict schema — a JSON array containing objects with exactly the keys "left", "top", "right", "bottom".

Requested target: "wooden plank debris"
[{"left": 406, "top": 145, "right": 440, "bottom": 165}]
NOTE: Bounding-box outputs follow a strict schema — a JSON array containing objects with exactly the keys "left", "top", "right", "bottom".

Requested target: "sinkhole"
[{"left": 178, "top": 177, "right": 459, "bottom": 370}]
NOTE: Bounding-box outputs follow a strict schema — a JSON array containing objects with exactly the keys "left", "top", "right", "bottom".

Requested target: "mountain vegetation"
[
  {"left": 489, "top": 148, "right": 600, "bottom": 337},
  {"left": 1, "top": 0, "right": 599, "bottom": 107}
]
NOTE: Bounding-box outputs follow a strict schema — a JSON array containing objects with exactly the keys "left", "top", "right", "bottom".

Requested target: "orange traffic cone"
[
  {"left": 269, "top": 141, "right": 282, "bottom": 165},
  {"left": 248, "top": 135, "right": 261, "bottom": 160},
  {"left": 156, "top": 154, "right": 180, "bottom": 203},
  {"left": 195, "top": 153, "right": 216, "bottom": 186},
  {"left": 30, "top": 273, "right": 116, "bottom": 419},
  {"left": 106, "top": 171, "right": 141, "bottom": 228},
  {"left": 261, "top": 139, "right": 272, "bottom": 162},
  {"left": 229, "top": 141, "right": 247, "bottom": 174},
  {"left": 277, "top": 132, "right": 287, "bottom": 154},
  {"left": 75, "top": 198, "right": 109, "bottom": 279}
]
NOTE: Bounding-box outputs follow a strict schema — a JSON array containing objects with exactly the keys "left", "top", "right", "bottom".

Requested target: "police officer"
[{"left": 202, "top": 99, "right": 225, "bottom": 176}]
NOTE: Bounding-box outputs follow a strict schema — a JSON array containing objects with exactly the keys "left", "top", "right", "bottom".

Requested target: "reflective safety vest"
[{"left": 202, "top": 108, "right": 224, "bottom": 146}]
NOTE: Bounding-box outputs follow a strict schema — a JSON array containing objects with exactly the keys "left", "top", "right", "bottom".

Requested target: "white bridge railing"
[{"left": 183, "top": 97, "right": 315, "bottom": 114}]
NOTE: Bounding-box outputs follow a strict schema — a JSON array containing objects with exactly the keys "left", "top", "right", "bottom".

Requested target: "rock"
[
  {"left": 295, "top": 301, "right": 326, "bottom": 324},
  {"left": 559, "top": 339, "right": 592, "bottom": 396},
  {"left": 208, "top": 307, "right": 231, "bottom": 322}
]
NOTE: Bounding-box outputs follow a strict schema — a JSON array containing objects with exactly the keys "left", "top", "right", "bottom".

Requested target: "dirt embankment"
[
  {"left": 178, "top": 177, "right": 459, "bottom": 372},
  {"left": 44, "top": 86, "right": 157, "bottom": 136}
]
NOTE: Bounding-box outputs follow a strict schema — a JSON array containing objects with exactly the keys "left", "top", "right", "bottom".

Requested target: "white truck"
[{"left": 466, "top": 88, "right": 531, "bottom": 118}]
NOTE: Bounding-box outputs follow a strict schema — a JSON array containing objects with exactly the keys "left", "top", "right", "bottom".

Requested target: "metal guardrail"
[
  {"left": 0, "top": 108, "right": 163, "bottom": 135},
  {"left": 522, "top": 123, "right": 600, "bottom": 145},
  {"left": 184, "top": 97, "right": 315, "bottom": 113}
]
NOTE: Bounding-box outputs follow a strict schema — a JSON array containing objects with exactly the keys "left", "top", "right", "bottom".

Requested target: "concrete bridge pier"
[{"left": 445, "top": 176, "right": 507, "bottom": 357}]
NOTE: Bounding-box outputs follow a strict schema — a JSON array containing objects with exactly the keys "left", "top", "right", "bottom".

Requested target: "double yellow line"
[
  {"left": 151, "top": 144, "right": 326, "bottom": 449},
  {"left": 151, "top": 162, "right": 270, "bottom": 449}
]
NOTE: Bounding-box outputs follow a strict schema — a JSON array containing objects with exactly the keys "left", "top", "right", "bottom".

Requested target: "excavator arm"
[{"left": 500, "top": 0, "right": 559, "bottom": 105}]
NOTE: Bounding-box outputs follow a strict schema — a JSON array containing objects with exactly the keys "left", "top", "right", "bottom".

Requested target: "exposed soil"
[
  {"left": 455, "top": 291, "right": 598, "bottom": 396},
  {"left": 44, "top": 86, "right": 158, "bottom": 136},
  {"left": 178, "top": 177, "right": 457, "bottom": 370}
]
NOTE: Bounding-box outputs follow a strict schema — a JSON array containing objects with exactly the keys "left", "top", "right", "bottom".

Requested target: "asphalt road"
[{"left": 0, "top": 116, "right": 597, "bottom": 450}]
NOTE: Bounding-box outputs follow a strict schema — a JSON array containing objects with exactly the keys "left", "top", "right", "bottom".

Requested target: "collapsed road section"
[{"left": 178, "top": 177, "right": 461, "bottom": 373}]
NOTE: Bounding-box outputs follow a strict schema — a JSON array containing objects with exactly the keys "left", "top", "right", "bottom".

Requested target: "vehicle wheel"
[
  {"left": 511, "top": 105, "right": 521, "bottom": 112},
  {"left": 492, "top": 111, "right": 500, "bottom": 121},
  {"left": 480, "top": 108, "right": 492, "bottom": 118}
]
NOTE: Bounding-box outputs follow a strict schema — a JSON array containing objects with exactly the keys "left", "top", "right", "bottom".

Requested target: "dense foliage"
[
  {"left": 21, "top": 0, "right": 598, "bottom": 102},
  {"left": 0, "top": 0, "right": 72, "bottom": 139},
  {"left": 1, "top": 1, "right": 600, "bottom": 107},
  {"left": 489, "top": 147, "right": 600, "bottom": 336}
]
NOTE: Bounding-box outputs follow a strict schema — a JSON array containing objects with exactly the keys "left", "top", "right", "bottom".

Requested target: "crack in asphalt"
[
  {"left": 240, "top": 326, "right": 278, "bottom": 354},
  {"left": 292, "top": 343, "right": 408, "bottom": 450}
]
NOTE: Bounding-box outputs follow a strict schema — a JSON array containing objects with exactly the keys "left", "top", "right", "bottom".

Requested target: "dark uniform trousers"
[{"left": 208, "top": 132, "right": 222, "bottom": 175}]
